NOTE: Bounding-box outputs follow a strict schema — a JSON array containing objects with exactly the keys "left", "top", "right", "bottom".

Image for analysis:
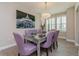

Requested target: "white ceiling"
[{"left": 16, "top": 2, "right": 76, "bottom": 14}]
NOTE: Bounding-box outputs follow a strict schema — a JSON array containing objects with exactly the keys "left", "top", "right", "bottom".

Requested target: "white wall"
[
  {"left": 75, "top": 3, "right": 79, "bottom": 45},
  {"left": 66, "top": 6, "right": 75, "bottom": 41},
  {"left": 0, "top": 3, "right": 16, "bottom": 49},
  {"left": 0, "top": 3, "right": 41, "bottom": 50}
]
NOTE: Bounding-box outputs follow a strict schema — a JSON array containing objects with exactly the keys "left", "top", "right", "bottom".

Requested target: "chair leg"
[
  {"left": 46, "top": 48, "right": 48, "bottom": 56},
  {"left": 36, "top": 51, "right": 37, "bottom": 56},
  {"left": 50, "top": 46, "right": 52, "bottom": 52},
  {"left": 53, "top": 42, "right": 55, "bottom": 49},
  {"left": 56, "top": 41, "right": 58, "bottom": 48},
  {"left": 18, "top": 53, "right": 20, "bottom": 56},
  {"left": 24, "top": 39, "right": 26, "bottom": 43}
]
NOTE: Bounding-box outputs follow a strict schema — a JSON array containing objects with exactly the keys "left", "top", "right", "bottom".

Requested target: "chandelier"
[{"left": 41, "top": 2, "right": 51, "bottom": 19}]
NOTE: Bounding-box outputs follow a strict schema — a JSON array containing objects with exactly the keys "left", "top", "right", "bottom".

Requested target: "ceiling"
[{"left": 16, "top": 2, "right": 76, "bottom": 14}]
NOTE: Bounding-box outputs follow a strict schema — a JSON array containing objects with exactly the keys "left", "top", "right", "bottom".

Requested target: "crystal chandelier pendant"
[
  {"left": 41, "top": 2, "right": 51, "bottom": 20},
  {"left": 41, "top": 13, "right": 51, "bottom": 19}
]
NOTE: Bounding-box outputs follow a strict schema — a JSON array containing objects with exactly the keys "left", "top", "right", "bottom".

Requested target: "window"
[
  {"left": 46, "top": 17, "right": 56, "bottom": 31},
  {"left": 57, "top": 16, "right": 62, "bottom": 30},
  {"left": 61, "top": 16, "right": 66, "bottom": 32},
  {"left": 46, "top": 15, "right": 66, "bottom": 32},
  {"left": 46, "top": 19, "right": 48, "bottom": 31},
  {"left": 49, "top": 18, "right": 52, "bottom": 30},
  {"left": 51, "top": 18, "right": 55, "bottom": 29}
]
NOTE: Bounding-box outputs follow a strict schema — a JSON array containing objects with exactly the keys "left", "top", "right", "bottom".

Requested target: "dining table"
[{"left": 24, "top": 34, "right": 46, "bottom": 56}]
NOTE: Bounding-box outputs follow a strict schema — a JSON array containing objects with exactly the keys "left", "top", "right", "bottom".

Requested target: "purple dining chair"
[
  {"left": 13, "top": 32, "right": 37, "bottom": 56},
  {"left": 52, "top": 30, "right": 59, "bottom": 49},
  {"left": 41, "top": 31, "right": 55, "bottom": 56}
]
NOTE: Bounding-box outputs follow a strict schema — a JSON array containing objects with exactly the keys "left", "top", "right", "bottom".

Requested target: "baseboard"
[
  {"left": 58, "top": 36, "right": 66, "bottom": 39},
  {"left": 0, "top": 43, "right": 16, "bottom": 51},
  {"left": 59, "top": 36, "right": 75, "bottom": 43},
  {"left": 66, "top": 39, "right": 75, "bottom": 43},
  {"left": 59, "top": 36, "right": 79, "bottom": 47},
  {"left": 75, "top": 43, "right": 79, "bottom": 46},
  {"left": 66, "top": 39, "right": 79, "bottom": 47}
]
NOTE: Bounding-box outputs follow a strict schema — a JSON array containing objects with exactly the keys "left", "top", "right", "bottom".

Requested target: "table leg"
[{"left": 37, "top": 42, "right": 40, "bottom": 56}]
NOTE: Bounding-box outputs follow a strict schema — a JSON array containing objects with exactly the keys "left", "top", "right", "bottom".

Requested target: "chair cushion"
[
  {"left": 41, "top": 42, "right": 50, "bottom": 48},
  {"left": 22, "top": 43, "right": 37, "bottom": 55}
]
